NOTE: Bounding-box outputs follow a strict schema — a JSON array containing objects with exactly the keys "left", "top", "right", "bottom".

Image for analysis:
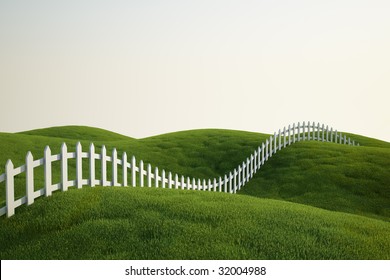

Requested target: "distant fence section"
[{"left": 0, "top": 121, "right": 359, "bottom": 217}]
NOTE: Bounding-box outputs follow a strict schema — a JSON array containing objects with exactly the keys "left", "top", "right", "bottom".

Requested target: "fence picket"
[
  {"left": 298, "top": 122, "right": 301, "bottom": 141},
  {"left": 326, "top": 125, "right": 329, "bottom": 142},
  {"left": 6, "top": 160, "right": 15, "bottom": 217},
  {"left": 162, "top": 170, "right": 166, "bottom": 188},
  {"left": 175, "top": 174, "right": 179, "bottom": 189},
  {"left": 131, "top": 156, "right": 136, "bottom": 187},
  {"left": 317, "top": 122, "right": 320, "bottom": 141},
  {"left": 147, "top": 164, "right": 152, "bottom": 187},
  {"left": 250, "top": 154, "right": 254, "bottom": 178},
  {"left": 155, "top": 167, "right": 159, "bottom": 188},
  {"left": 89, "top": 143, "right": 95, "bottom": 187},
  {"left": 112, "top": 148, "right": 118, "bottom": 187},
  {"left": 233, "top": 169, "right": 237, "bottom": 193},
  {"left": 26, "top": 152, "right": 34, "bottom": 205},
  {"left": 123, "top": 152, "right": 128, "bottom": 187},
  {"left": 261, "top": 143, "right": 265, "bottom": 164},
  {"left": 292, "top": 123, "right": 296, "bottom": 143},
  {"left": 254, "top": 150, "right": 257, "bottom": 172},
  {"left": 44, "top": 146, "right": 52, "bottom": 196},
  {"left": 273, "top": 132, "right": 277, "bottom": 154},
  {"left": 140, "top": 160, "right": 144, "bottom": 187},
  {"left": 331, "top": 128, "right": 334, "bottom": 142},
  {"left": 76, "top": 142, "right": 83, "bottom": 189},
  {"left": 168, "top": 172, "right": 172, "bottom": 189},
  {"left": 101, "top": 146, "right": 107, "bottom": 186}
]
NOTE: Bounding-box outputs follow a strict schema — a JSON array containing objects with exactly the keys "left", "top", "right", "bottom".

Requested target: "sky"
[{"left": 1, "top": 0, "right": 389, "bottom": 141}]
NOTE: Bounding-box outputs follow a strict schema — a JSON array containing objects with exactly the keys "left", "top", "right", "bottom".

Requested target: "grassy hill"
[{"left": 0, "top": 125, "right": 389, "bottom": 259}]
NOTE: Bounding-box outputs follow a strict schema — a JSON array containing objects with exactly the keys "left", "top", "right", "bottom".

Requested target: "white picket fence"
[{"left": 0, "top": 121, "right": 359, "bottom": 217}]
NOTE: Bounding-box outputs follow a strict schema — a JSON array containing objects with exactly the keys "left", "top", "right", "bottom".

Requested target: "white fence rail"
[{"left": 0, "top": 121, "right": 359, "bottom": 217}]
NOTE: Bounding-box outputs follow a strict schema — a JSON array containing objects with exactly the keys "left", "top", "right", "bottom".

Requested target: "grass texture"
[{"left": 0, "top": 125, "right": 389, "bottom": 259}]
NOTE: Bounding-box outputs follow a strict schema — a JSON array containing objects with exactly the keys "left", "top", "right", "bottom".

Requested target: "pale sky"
[{"left": 1, "top": 0, "right": 389, "bottom": 141}]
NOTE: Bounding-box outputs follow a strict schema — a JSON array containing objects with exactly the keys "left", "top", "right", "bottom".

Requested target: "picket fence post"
[
  {"left": 112, "top": 148, "right": 118, "bottom": 187},
  {"left": 101, "top": 145, "right": 107, "bottom": 186},
  {"left": 234, "top": 169, "right": 238, "bottom": 193},
  {"left": 175, "top": 174, "right": 179, "bottom": 189},
  {"left": 250, "top": 154, "right": 254, "bottom": 177},
  {"left": 123, "top": 152, "right": 128, "bottom": 187},
  {"left": 254, "top": 151, "right": 257, "bottom": 172},
  {"left": 168, "top": 172, "right": 172, "bottom": 189},
  {"left": 61, "top": 143, "right": 69, "bottom": 190},
  {"left": 317, "top": 122, "right": 320, "bottom": 141},
  {"left": 155, "top": 167, "right": 159, "bottom": 188},
  {"left": 6, "top": 160, "right": 15, "bottom": 217},
  {"left": 278, "top": 129, "right": 282, "bottom": 150},
  {"left": 140, "top": 160, "right": 144, "bottom": 187},
  {"left": 44, "top": 146, "right": 52, "bottom": 196},
  {"left": 326, "top": 126, "right": 329, "bottom": 142},
  {"left": 76, "top": 142, "right": 82, "bottom": 189},
  {"left": 147, "top": 164, "right": 152, "bottom": 187},
  {"left": 273, "top": 132, "right": 277, "bottom": 154},
  {"left": 298, "top": 122, "right": 301, "bottom": 141},
  {"left": 26, "top": 152, "right": 34, "bottom": 205},
  {"left": 162, "top": 170, "right": 166, "bottom": 188},
  {"left": 182, "top": 176, "right": 185, "bottom": 190},
  {"left": 89, "top": 143, "right": 95, "bottom": 187},
  {"left": 330, "top": 128, "right": 334, "bottom": 142},
  {"left": 131, "top": 156, "right": 136, "bottom": 187},
  {"left": 292, "top": 123, "right": 296, "bottom": 143}
]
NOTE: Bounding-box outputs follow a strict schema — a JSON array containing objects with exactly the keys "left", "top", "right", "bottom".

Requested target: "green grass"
[
  {"left": 0, "top": 125, "right": 389, "bottom": 259},
  {"left": 0, "top": 187, "right": 389, "bottom": 260},
  {"left": 241, "top": 141, "right": 390, "bottom": 221}
]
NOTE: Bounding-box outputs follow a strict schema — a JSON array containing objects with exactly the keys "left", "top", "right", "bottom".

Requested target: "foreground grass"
[{"left": 0, "top": 187, "right": 389, "bottom": 260}]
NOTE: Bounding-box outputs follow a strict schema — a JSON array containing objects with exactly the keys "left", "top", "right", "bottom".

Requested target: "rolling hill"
[{"left": 0, "top": 125, "right": 389, "bottom": 259}]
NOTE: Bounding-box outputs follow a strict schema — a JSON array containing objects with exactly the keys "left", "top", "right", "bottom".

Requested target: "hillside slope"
[{"left": 0, "top": 126, "right": 389, "bottom": 222}]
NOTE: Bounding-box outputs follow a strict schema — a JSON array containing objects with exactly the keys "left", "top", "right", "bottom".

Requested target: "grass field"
[{"left": 0, "top": 125, "right": 389, "bottom": 259}]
